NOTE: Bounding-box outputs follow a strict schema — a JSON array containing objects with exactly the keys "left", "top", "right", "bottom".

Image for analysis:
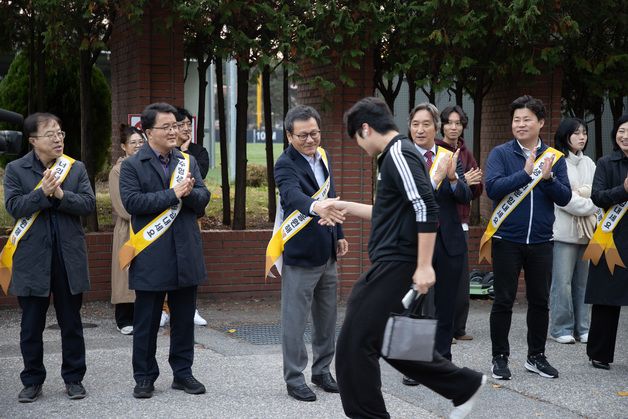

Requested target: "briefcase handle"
[{"left": 402, "top": 290, "right": 430, "bottom": 319}]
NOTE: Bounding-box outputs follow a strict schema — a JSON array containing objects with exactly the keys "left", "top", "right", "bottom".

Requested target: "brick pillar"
[
  {"left": 297, "top": 54, "right": 375, "bottom": 297},
  {"left": 109, "top": 1, "right": 184, "bottom": 162}
]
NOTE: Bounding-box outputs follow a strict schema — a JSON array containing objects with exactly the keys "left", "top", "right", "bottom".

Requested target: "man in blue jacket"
[{"left": 483, "top": 95, "right": 571, "bottom": 380}]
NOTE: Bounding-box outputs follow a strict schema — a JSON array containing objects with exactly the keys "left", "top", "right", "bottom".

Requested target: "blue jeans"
[{"left": 549, "top": 241, "right": 590, "bottom": 338}]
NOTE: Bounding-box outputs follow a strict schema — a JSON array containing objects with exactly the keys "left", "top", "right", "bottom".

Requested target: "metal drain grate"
[{"left": 221, "top": 323, "right": 341, "bottom": 345}]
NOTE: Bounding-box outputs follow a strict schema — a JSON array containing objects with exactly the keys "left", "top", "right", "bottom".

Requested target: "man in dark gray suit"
[
  {"left": 119, "top": 102, "right": 210, "bottom": 399},
  {"left": 2, "top": 113, "right": 95, "bottom": 402}
]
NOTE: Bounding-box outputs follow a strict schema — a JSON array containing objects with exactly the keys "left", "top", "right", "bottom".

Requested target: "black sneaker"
[
  {"left": 492, "top": 354, "right": 512, "bottom": 380},
  {"left": 525, "top": 353, "right": 558, "bottom": 378},
  {"left": 65, "top": 382, "right": 86, "bottom": 399},
  {"left": 18, "top": 384, "right": 42, "bottom": 403},
  {"left": 172, "top": 376, "right": 206, "bottom": 395},
  {"left": 133, "top": 379, "right": 155, "bottom": 399}
]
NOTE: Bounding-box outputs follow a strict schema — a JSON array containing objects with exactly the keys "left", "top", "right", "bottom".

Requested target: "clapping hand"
[
  {"left": 541, "top": 154, "right": 555, "bottom": 180},
  {"left": 446, "top": 149, "right": 461, "bottom": 182},
  {"left": 173, "top": 173, "right": 194, "bottom": 198},
  {"left": 464, "top": 167, "right": 483, "bottom": 186},
  {"left": 41, "top": 169, "right": 62, "bottom": 198}
]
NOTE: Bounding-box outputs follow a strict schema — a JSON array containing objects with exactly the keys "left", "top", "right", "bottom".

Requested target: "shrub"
[{"left": 246, "top": 163, "right": 268, "bottom": 187}]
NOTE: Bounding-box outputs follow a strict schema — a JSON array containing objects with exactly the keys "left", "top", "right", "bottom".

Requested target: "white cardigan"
[{"left": 553, "top": 151, "right": 598, "bottom": 245}]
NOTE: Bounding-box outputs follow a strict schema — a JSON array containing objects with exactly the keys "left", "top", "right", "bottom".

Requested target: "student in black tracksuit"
[{"left": 330, "top": 97, "right": 485, "bottom": 419}]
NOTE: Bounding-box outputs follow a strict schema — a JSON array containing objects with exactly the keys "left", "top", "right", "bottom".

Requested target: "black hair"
[
  {"left": 510, "top": 95, "right": 546, "bottom": 120},
  {"left": 284, "top": 105, "right": 321, "bottom": 134},
  {"left": 140, "top": 102, "right": 178, "bottom": 130},
  {"left": 344, "top": 97, "right": 398, "bottom": 138},
  {"left": 611, "top": 114, "right": 628, "bottom": 151},
  {"left": 554, "top": 118, "right": 587, "bottom": 154},
  {"left": 23, "top": 112, "right": 61, "bottom": 138},
  {"left": 175, "top": 106, "right": 193, "bottom": 122},
  {"left": 119, "top": 124, "right": 145, "bottom": 145},
  {"left": 439, "top": 105, "right": 468, "bottom": 136}
]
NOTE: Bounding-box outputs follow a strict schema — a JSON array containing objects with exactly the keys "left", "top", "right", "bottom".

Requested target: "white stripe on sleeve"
[{"left": 390, "top": 141, "right": 427, "bottom": 222}]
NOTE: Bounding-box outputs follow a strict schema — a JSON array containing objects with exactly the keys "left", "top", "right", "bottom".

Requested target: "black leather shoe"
[
  {"left": 287, "top": 384, "right": 317, "bottom": 401},
  {"left": 133, "top": 380, "right": 155, "bottom": 399},
  {"left": 402, "top": 376, "right": 420, "bottom": 386},
  {"left": 590, "top": 359, "right": 610, "bottom": 370},
  {"left": 311, "top": 373, "right": 339, "bottom": 393},
  {"left": 18, "top": 384, "right": 42, "bottom": 403},
  {"left": 65, "top": 382, "right": 86, "bottom": 399},
  {"left": 172, "top": 376, "right": 206, "bottom": 394}
]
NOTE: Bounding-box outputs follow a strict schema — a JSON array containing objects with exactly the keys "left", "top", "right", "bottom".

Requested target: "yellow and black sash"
[
  {"left": 582, "top": 202, "right": 627, "bottom": 273},
  {"left": 118, "top": 153, "right": 190, "bottom": 269},
  {"left": 479, "top": 147, "right": 564, "bottom": 263},
  {"left": 0, "top": 155, "right": 76, "bottom": 294},
  {"left": 265, "top": 147, "right": 330, "bottom": 278}
]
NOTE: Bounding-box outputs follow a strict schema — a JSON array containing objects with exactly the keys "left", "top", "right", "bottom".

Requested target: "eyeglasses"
[
  {"left": 151, "top": 124, "right": 179, "bottom": 132},
  {"left": 128, "top": 140, "right": 145, "bottom": 146},
  {"left": 293, "top": 130, "right": 321, "bottom": 141},
  {"left": 32, "top": 130, "right": 65, "bottom": 140},
  {"left": 445, "top": 121, "right": 462, "bottom": 127},
  {"left": 177, "top": 121, "right": 192, "bottom": 129}
]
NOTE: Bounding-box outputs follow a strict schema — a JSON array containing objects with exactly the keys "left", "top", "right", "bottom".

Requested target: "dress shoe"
[
  {"left": 65, "top": 382, "right": 86, "bottom": 400},
  {"left": 311, "top": 373, "right": 339, "bottom": 393},
  {"left": 590, "top": 359, "right": 610, "bottom": 370},
  {"left": 18, "top": 384, "right": 42, "bottom": 403},
  {"left": 455, "top": 334, "right": 473, "bottom": 341},
  {"left": 117, "top": 325, "right": 133, "bottom": 335},
  {"left": 402, "top": 376, "right": 420, "bottom": 386},
  {"left": 172, "top": 376, "right": 206, "bottom": 394},
  {"left": 133, "top": 379, "right": 155, "bottom": 398},
  {"left": 287, "top": 384, "right": 316, "bottom": 401}
]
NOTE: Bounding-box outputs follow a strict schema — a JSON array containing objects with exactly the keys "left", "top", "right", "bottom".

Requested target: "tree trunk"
[
  {"left": 35, "top": 30, "right": 46, "bottom": 112},
  {"left": 79, "top": 50, "right": 98, "bottom": 231},
  {"left": 263, "top": 65, "right": 276, "bottom": 223},
  {"left": 232, "top": 63, "right": 249, "bottom": 230},
  {"left": 469, "top": 81, "right": 485, "bottom": 226},
  {"left": 609, "top": 96, "right": 625, "bottom": 125},
  {"left": 407, "top": 74, "right": 416, "bottom": 111},
  {"left": 283, "top": 62, "right": 289, "bottom": 149},
  {"left": 27, "top": 17, "right": 35, "bottom": 115},
  {"left": 215, "top": 56, "right": 231, "bottom": 225},
  {"left": 593, "top": 106, "right": 603, "bottom": 160},
  {"left": 454, "top": 80, "right": 464, "bottom": 107},
  {"left": 195, "top": 56, "right": 210, "bottom": 149}
]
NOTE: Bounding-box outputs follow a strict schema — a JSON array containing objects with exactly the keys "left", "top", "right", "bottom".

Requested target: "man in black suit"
[
  {"left": 274, "top": 105, "right": 348, "bottom": 402},
  {"left": 406, "top": 103, "right": 472, "bottom": 366}
]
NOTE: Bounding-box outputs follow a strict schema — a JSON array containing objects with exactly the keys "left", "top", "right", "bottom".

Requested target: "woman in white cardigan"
[{"left": 549, "top": 118, "right": 598, "bottom": 344}]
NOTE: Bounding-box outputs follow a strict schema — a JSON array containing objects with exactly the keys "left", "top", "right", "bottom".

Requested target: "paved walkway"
[{"left": 0, "top": 297, "right": 626, "bottom": 418}]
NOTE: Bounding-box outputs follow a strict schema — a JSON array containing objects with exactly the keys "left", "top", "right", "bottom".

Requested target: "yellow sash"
[
  {"left": 479, "top": 147, "right": 564, "bottom": 263},
  {"left": 0, "top": 154, "right": 76, "bottom": 295},
  {"left": 429, "top": 147, "right": 453, "bottom": 189},
  {"left": 582, "top": 202, "right": 627, "bottom": 273},
  {"left": 265, "top": 147, "right": 330, "bottom": 278},
  {"left": 118, "top": 153, "right": 190, "bottom": 269}
]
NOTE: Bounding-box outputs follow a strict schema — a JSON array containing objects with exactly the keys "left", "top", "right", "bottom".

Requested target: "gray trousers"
[{"left": 281, "top": 258, "right": 338, "bottom": 387}]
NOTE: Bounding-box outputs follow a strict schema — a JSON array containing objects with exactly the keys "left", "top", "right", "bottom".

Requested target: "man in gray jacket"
[{"left": 2, "top": 113, "right": 95, "bottom": 402}]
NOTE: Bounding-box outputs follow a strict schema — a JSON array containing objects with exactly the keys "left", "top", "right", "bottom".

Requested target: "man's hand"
[
  {"left": 524, "top": 149, "right": 536, "bottom": 175},
  {"left": 313, "top": 197, "right": 346, "bottom": 226},
  {"left": 541, "top": 154, "right": 555, "bottom": 180},
  {"left": 52, "top": 186, "right": 64, "bottom": 200},
  {"left": 41, "top": 169, "right": 61, "bottom": 197},
  {"left": 181, "top": 137, "right": 192, "bottom": 152},
  {"left": 433, "top": 155, "right": 448, "bottom": 185},
  {"left": 412, "top": 263, "right": 435, "bottom": 294},
  {"left": 173, "top": 173, "right": 194, "bottom": 198},
  {"left": 446, "top": 149, "right": 461, "bottom": 182},
  {"left": 336, "top": 239, "right": 349, "bottom": 257},
  {"left": 624, "top": 174, "right": 628, "bottom": 193},
  {"left": 464, "top": 167, "right": 483, "bottom": 186}
]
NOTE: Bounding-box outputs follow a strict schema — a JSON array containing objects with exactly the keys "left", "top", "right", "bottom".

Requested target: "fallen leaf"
[
  {"left": 492, "top": 384, "right": 502, "bottom": 389},
  {"left": 227, "top": 329, "right": 237, "bottom": 333},
  {"left": 618, "top": 391, "right": 628, "bottom": 397}
]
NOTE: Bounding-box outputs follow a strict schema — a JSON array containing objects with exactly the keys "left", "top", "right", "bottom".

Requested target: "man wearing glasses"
[
  {"left": 119, "top": 102, "right": 210, "bottom": 399},
  {"left": 3, "top": 113, "right": 95, "bottom": 402},
  {"left": 273, "top": 105, "right": 347, "bottom": 402}
]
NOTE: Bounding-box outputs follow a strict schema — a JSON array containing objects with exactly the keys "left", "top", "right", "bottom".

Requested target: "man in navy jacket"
[
  {"left": 274, "top": 105, "right": 347, "bottom": 402},
  {"left": 485, "top": 95, "right": 571, "bottom": 381}
]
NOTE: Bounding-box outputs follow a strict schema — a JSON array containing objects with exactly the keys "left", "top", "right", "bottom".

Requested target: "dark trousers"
[
  {"left": 453, "top": 231, "right": 470, "bottom": 338},
  {"left": 490, "top": 238, "right": 553, "bottom": 357},
  {"left": 336, "top": 261, "right": 483, "bottom": 419},
  {"left": 18, "top": 248, "right": 85, "bottom": 386},
  {"left": 115, "top": 303, "right": 134, "bottom": 329},
  {"left": 132, "top": 286, "right": 197, "bottom": 383},
  {"left": 433, "top": 238, "right": 464, "bottom": 360},
  {"left": 587, "top": 304, "right": 621, "bottom": 364}
]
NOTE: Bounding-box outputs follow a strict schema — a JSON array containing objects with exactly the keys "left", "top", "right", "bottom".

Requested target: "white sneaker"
[
  {"left": 160, "top": 311, "right": 170, "bottom": 327},
  {"left": 117, "top": 325, "right": 133, "bottom": 335},
  {"left": 194, "top": 309, "right": 207, "bottom": 326},
  {"left": 579, "top": 333, "right": 589, "bottom": 343},
  {"left": 551, "top": 335, "right": 575, "bottom": 344},
  {"left": 449, "top": 375, "right": 487, "bottom": 419}
]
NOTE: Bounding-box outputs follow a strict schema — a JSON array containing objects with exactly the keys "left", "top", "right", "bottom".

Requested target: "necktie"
[{"left": 424, "top": 150, "right": 434, "bottom": 171}]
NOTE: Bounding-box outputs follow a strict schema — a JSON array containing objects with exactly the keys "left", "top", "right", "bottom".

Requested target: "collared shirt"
[
  {"left": 298, "top": 150, "right": 326, "bottom": 215},
  {"left": 413, "top": 143, "right": 457, "bottom": 190},
  {"left": 150, "top": 146, "right": 173, "bottom": 178},
  {"left": 517, "top": 138, "right": 541, "bottom": 159}
]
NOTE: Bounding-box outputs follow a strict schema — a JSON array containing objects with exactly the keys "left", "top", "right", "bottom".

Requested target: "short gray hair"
[
  {"left": 409, "top": 103, "right": 441, "bottom": 132},
  {"left": 284, "top": 105, "right": 321, "bottom": 133}
]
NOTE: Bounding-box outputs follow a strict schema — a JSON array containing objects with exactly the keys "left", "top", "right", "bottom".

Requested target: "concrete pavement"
[{"left": 0, "top": 297, "right": 626, "bottom": 418}]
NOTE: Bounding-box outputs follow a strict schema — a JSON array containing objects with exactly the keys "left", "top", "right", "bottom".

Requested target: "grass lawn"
[{"left": 0, "top": 143, "right": 284, "bottom": 231}]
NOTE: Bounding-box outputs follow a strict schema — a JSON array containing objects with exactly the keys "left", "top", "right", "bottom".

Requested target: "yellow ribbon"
[
  {"left": 582, "top": 202, "right": 627, "bottom": 274},
  {"left": 0, "top": 155, "right": 76, "bottom": 295},
  {"left": 118, "top": 153, "right": 190, "bottom": 270},
  {"left": 479, "top": 147, "right": 564, "bottom": 263}
]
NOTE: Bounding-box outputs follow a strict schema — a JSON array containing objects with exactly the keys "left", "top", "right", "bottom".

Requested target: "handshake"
[{"left": 313, "top": 197, "right": 348, "bottom": 226}]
